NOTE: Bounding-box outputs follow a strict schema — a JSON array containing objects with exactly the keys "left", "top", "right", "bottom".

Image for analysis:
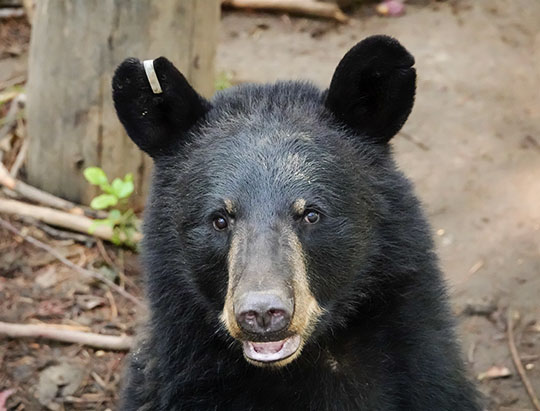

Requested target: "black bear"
[{"left": 112, "top": 35, "right": 480, "bottom": 410}]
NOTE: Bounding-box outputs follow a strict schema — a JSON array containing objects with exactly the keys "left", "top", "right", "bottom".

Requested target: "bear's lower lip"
[{"left": 243, "top": 335, "right": 301, "bottom": 363}]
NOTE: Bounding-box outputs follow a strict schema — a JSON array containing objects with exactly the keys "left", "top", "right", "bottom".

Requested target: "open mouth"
[{"left": 242, "top": 335, "right": 301, "bottom": 363}]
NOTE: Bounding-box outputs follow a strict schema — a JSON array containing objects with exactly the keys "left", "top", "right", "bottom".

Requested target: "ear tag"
[{"left": 143, "top": 59, "right": 163, "bottom": 94}]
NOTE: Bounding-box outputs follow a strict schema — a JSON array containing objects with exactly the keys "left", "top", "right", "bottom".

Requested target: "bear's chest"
[{"left": 161, "top": 351, "right": 394, "bottom": 411}]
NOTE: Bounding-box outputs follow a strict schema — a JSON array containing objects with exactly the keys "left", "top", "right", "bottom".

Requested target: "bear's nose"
[{"left": 235, "top": 292, "right": 292, "bottom": 336}]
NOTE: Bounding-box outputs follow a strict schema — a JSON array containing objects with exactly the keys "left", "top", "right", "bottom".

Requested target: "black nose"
[{"left": 235, "top": 292, "right": 292, "bottom": 336}]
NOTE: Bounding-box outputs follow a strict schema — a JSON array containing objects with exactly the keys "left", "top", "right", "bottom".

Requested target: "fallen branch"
[
  {"left": 31, "top": 219, "right": 96, "bottom": 244},
  {"left": 0, "top": 321, "right": 133, "bottom": 350},
  {"left": 0, "top": 198, "right": 138, "bottom": 243},
  {"left": 507, "top": 308, "right": 540, "bottom": 411},
  {"left": 0, "top": 162, "right": 101, "bottom": 217},
  {"left": 0, "top": 197, "right": 103, "bottom": 237},
  {"left": 222, "top": 0, "right": 348, "bottom": 23},
  {"left": 0, "top": 217, "right": 144, "bottom": 308},
  {"left": 0, "top": 8, "right": 25, "bottom": 19}
]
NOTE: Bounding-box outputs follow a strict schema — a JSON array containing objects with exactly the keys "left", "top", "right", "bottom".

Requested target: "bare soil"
[
  {"left": 0, "top": 223, "right": 142, "bottom": 410},
  {"left": 1, "top": 0, "right": 539, "bottom": 409}
]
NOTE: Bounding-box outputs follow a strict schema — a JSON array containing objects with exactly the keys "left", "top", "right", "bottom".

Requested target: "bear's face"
[
  {"left": 113, "top": 35, "right": 416, "bottom": 367},
  {"left": 172, "top": 93, "right": 379, "bottom": 366}
]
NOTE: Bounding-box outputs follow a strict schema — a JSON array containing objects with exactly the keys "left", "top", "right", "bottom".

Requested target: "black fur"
[
  {"left": 325, "top": 35, "right": 416, "bottom": 143},
  {"left": 112, "top": 56, "right": 210, "bottom": 157},
  {"left": 113, "top": 36, "right": 480, "bottom": 410}
]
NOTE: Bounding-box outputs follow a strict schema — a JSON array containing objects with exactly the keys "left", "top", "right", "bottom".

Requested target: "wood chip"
[
  {"left": 477, "top": 365, "right": 512, "bottom": 381},
  {"left": 468, "top": 260, "right": 485, "bottom": 275}
]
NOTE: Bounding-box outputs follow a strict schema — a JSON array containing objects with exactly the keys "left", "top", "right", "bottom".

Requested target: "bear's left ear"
[
  {"left": 112, "top": 57, "right": 211, "bottom": 158},
  {"left": 325, "top": 35, "right": 416, "bottom": 144}
]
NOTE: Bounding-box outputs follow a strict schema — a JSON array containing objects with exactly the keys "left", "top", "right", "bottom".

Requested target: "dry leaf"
[{"left": 76, "top": 295, "right": 106, "bottom": 311}]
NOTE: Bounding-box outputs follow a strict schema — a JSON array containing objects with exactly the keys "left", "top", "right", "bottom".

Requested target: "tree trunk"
[{"left": 26, "top": 0, "right": 220, "bottom": 208}]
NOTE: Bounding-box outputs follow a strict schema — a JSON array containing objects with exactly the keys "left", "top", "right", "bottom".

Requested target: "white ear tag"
[{"left": 143, "top": 59, "right": 163, "bottom": 94}]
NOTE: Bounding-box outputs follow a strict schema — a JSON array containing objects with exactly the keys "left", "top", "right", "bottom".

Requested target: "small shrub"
[{"left": 83, "top": 166, "right": 140, "bottom": 248}]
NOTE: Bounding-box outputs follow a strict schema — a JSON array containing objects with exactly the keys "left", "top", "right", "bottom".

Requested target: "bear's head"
[{"left": 113, "top": 35, "right": 416, "bottom": 368}]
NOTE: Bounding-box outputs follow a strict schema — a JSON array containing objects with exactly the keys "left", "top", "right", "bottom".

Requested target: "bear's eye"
[
  {"left": 303, "top": 210, "right": 320, "bottom": 224},
  {"left": 213, "top": 216, "right": 229, "bottom": 231}
]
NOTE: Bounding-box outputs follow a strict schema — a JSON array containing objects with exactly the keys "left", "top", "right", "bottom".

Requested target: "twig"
[
  {"left": 222, "top": 0, "right": 349, "bottom": 23},
  {"left": 0, "top": 8, "right": 25, "bottom": 19},
  {"left": 521, "top": 354, "right": 540, "bottom": 362},
  {"left": 0, "top": 197, "right": 99, "bottom": 236},
  {"left": 0, "top": 198, "right": 139, "bottom": 243},
  {"left": 31, "top": 219, "right": 96, "bottom": 244},
  {"left": 0, "top": 74, "right": 26, "bottom": 90},
  {"left": 97, "top": 239, "right": 116, "bottom": 269},
  {"left": 64, "top": 394, "right": 107, "bottom": 404},
  {"left": 398, "top": 131, "right": 430, "bottom": 151},
  {"left": 105, "top": 289, "right": 118, "bottom": 320},
  {"left": 0, "top": 217, "right": 144, "bottom": 308},
  {"left": 117, "top": 248, "right": 127, "bottom": 289},
  {"left": 91, "top": 371, "right": 108, "bottom": 390},
  {"left": 97, "top": 239, "right": 128, "bottom": 290},
  {"left": 9, "top": 136, "right": 28, "bottom": 178},
  {"left": 507, "top": 308, "right": 540, "bottom": 411},
  {"left": 104, "top": 355, "right": 122, "bottom": 389},
  {"left": 0, "top": 93, "right": 25, "bottom": 142},
  {"left": 0, "top": 321, "right": 133, "bottom": 350},
  {"left": 0, "top": 162, "right": 104, "bottom": 217}
]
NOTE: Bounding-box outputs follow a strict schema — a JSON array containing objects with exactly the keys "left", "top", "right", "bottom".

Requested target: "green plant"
[
  {"left": 215, "top": 71, "right": 233, "bottom": 92},
  {"left": 83, "top": 166, "right": 139, "bottom": 248}
]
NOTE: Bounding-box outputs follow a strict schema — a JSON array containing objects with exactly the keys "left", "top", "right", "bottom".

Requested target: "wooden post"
[{"left": 26, "top": 0, "right": 220, "bottom": 208}]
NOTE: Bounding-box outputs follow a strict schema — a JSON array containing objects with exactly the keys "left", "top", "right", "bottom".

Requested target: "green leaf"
[
  {"left": 83, "top": 167, "right": 108, "bottom": 186},
  {"left": 119, "top": 181, "right": 134, "bottom": 199},
  {"left": 111, "top": 229, "right": 122, "bottom": 246},
  {"left": 215, "top": 72, "right": 233, "bottom": 92},
  {"left": 108, "top": 209, "right": 122, "bottom": 222},
  {"left": 111, "top": 178, "right": 134, "bottom": 199},
  {"left": 110, "top": 178, "right": 122, "bottom": 196},
  {"left": 100, "top": 183, "right": 114, "bottom": 194},
  {"left": 90, "top": 194, "right": 118, "bottom": 210},
  {"left": 88, "top": 221, "right": 98, "bottom": 234},
  {"left": 124, "top": 173, "right": 133, "bottom": 183}
]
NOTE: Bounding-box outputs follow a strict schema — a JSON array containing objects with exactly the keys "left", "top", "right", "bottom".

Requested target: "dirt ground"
[{"left": 1, "top": 0, "right": 539, "bottom": 409}]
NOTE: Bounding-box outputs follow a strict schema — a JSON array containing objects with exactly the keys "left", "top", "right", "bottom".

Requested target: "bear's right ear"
[
  {"left": 112, "top": 57, "right": 211, "bottom": 157},
  {"left": 325, "top": 35, "right": 416, "bottom": 144}
]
